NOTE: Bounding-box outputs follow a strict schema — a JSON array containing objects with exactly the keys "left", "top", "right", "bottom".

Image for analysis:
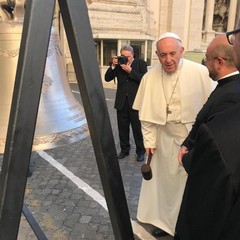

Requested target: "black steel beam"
[
  {"left": 22, "top": 204, "right": 47, "bottom": 240},
  {"left": 0, "top": 0, "right": 55, "bottom": 239},
  {"left": 58, "top": 0, "right": 134, "bottom": 239}
]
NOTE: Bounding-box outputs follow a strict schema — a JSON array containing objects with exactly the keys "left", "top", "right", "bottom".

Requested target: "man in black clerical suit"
[
  {"left": 178, "top": 35, "right": 240, "bottom": 170},
  {"left": 174, "top": 104, "right": 240, "bottom": 240},
  {"left": 105, "top": 45, "right": 147, "bottom": 161},
  {"left": 174, "top": 21, "right": 240, "bottom": 240}
]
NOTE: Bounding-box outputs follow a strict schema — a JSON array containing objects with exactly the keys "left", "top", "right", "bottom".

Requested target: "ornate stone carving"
[{"left": 213, "top": 0, "right": 229, "bottom": 32}]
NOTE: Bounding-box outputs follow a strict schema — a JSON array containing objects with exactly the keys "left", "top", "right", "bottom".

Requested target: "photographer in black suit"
[{"left": 105, "top": 45, "right": 147, "bottom": 161}]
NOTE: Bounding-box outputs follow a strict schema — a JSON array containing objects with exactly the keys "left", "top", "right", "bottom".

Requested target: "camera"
[{"left": 117, "top": 56, "right": 128, "bottom": 65}]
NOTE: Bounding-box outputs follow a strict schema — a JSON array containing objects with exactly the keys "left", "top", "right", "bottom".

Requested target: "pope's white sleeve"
[{"left": 141, "top": 121, "right": 158, "bottom": 149}]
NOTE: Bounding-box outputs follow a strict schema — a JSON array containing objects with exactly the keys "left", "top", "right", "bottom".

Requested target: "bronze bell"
[{"left": 0, "top": 1, "right": 89, "bottom": 153}]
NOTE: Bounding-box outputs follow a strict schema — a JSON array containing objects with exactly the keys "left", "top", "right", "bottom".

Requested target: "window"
[
  {"left": 130, "top": 41, "right": 145, "bottom": 60},
  {"left": 147, "top": 40, "right": 152, "bottom": 66},
  {"left": 103, "top": 40, "right": 117, "bottom": 66}
]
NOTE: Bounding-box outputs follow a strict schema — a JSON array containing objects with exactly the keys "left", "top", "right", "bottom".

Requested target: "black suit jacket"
[
  {"left": 104, "top": 59, "right": 147, "bottom": 110},
  {"left": 182, "top": 73, "right": 240, "bottom": 153},
  {"left": 175, "top": 104, "right": 240, "bottom": 240}
]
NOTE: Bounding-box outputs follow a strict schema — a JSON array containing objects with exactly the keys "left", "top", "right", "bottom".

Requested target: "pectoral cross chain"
[{"left": 166, "top": 104, "right": 172, "bottom": 115}]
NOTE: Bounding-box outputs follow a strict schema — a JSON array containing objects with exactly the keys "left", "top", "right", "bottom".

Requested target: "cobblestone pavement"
[{"left": 1, "top": 82, "right": 173, "bottom": 240}]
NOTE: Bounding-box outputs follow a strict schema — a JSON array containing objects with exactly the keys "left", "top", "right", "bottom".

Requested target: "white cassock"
[{"left": 133, "top": 59, "right": 215, "bottom": 236}]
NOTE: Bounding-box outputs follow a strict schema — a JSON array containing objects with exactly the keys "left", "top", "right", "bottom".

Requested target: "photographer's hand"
[
  {"left": 112, "top": 56, "right": 118, "bottom": 66},
  {"left": 120, "top": 64, "right": 132, "bottom": 73}
]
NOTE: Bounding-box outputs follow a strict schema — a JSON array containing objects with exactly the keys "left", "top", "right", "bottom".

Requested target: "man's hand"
[
  {"left": 112, "top": 56, "right": 118, "bottom": 66},
  {"left": 146, "top": 148, "right": 155, "bottom": 155},
  {"left": 111, "top": 56, "right": 132, "bottom": 73},
  {"left": 120, "top": 63, "right": 132, "bottom": 73},
  {"left": 178, "top": 146, "right": 188, "bottom": 166}
]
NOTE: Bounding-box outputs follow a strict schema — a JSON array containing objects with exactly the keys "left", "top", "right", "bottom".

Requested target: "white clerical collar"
[{"left": 218, "top": 71, "right": 239, "bottom": 80}]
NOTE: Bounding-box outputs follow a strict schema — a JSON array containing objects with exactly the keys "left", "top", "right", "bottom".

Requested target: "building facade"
[{"left": 59, "top": 0, "right": 240, "bottom": 81}]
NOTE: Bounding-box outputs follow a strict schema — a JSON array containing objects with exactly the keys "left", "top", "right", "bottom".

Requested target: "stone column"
[
  {"left": 227, "top": 0, "right": 238, "bottom": 31},
  {"left": 202, "top": 0, "right": 215, "bottom": 44}
]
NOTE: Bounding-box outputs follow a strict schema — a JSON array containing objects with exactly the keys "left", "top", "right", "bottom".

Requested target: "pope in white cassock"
[{"left": 133, "top": 32, "right": 215, "bottom": 237}]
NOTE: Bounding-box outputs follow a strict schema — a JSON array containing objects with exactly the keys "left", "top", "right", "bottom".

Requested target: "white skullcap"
[{"left": 156, "top": 32, "right": 181, "bottom": 43}]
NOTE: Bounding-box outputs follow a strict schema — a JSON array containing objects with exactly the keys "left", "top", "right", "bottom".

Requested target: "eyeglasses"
[
  {"left": 226, "top": 28, "right": 240, "bottom": 45},
  {"left": 203, "top": 56, "right": 229, "bottom": 63}
]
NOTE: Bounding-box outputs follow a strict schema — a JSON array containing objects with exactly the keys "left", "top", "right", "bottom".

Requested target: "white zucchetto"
[{"left": 156, "top": 32, "right": 181, "bottom": 43}]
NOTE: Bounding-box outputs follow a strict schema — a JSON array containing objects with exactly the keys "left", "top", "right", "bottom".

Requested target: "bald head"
[
  {"left": 205, "top": 35, "right": 237, "bottom": 80},
  {"left": 207, "top": 35, "right": 234, "bottom": 66}
]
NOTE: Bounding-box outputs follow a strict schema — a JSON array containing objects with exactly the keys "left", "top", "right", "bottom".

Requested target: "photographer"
[{"left": 105, "top": 45, "right": 147, "bottom": 162}]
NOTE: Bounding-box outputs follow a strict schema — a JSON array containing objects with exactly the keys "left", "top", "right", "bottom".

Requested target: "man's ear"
[
  {"left": 180, "top": 47, "right": 185, "bottom": 55},
  {"left": 216, "top": 57, "right": 225, "bottom": 66}
]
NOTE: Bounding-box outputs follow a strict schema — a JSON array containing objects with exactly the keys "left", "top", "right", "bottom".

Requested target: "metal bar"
[
  {"left": 22, "top": 204, "right": 48, "bottom": 240},
  {"left": 0, "top": 0, "right": 55, "bottom": 239},
  {"left": 58, "top": 0, "right": 134, "bottom": 239}
]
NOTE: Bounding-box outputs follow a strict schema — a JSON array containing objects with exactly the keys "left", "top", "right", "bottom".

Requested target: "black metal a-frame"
[{"left": 0, "top": 0, "right": 134, "bottom": 239}]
